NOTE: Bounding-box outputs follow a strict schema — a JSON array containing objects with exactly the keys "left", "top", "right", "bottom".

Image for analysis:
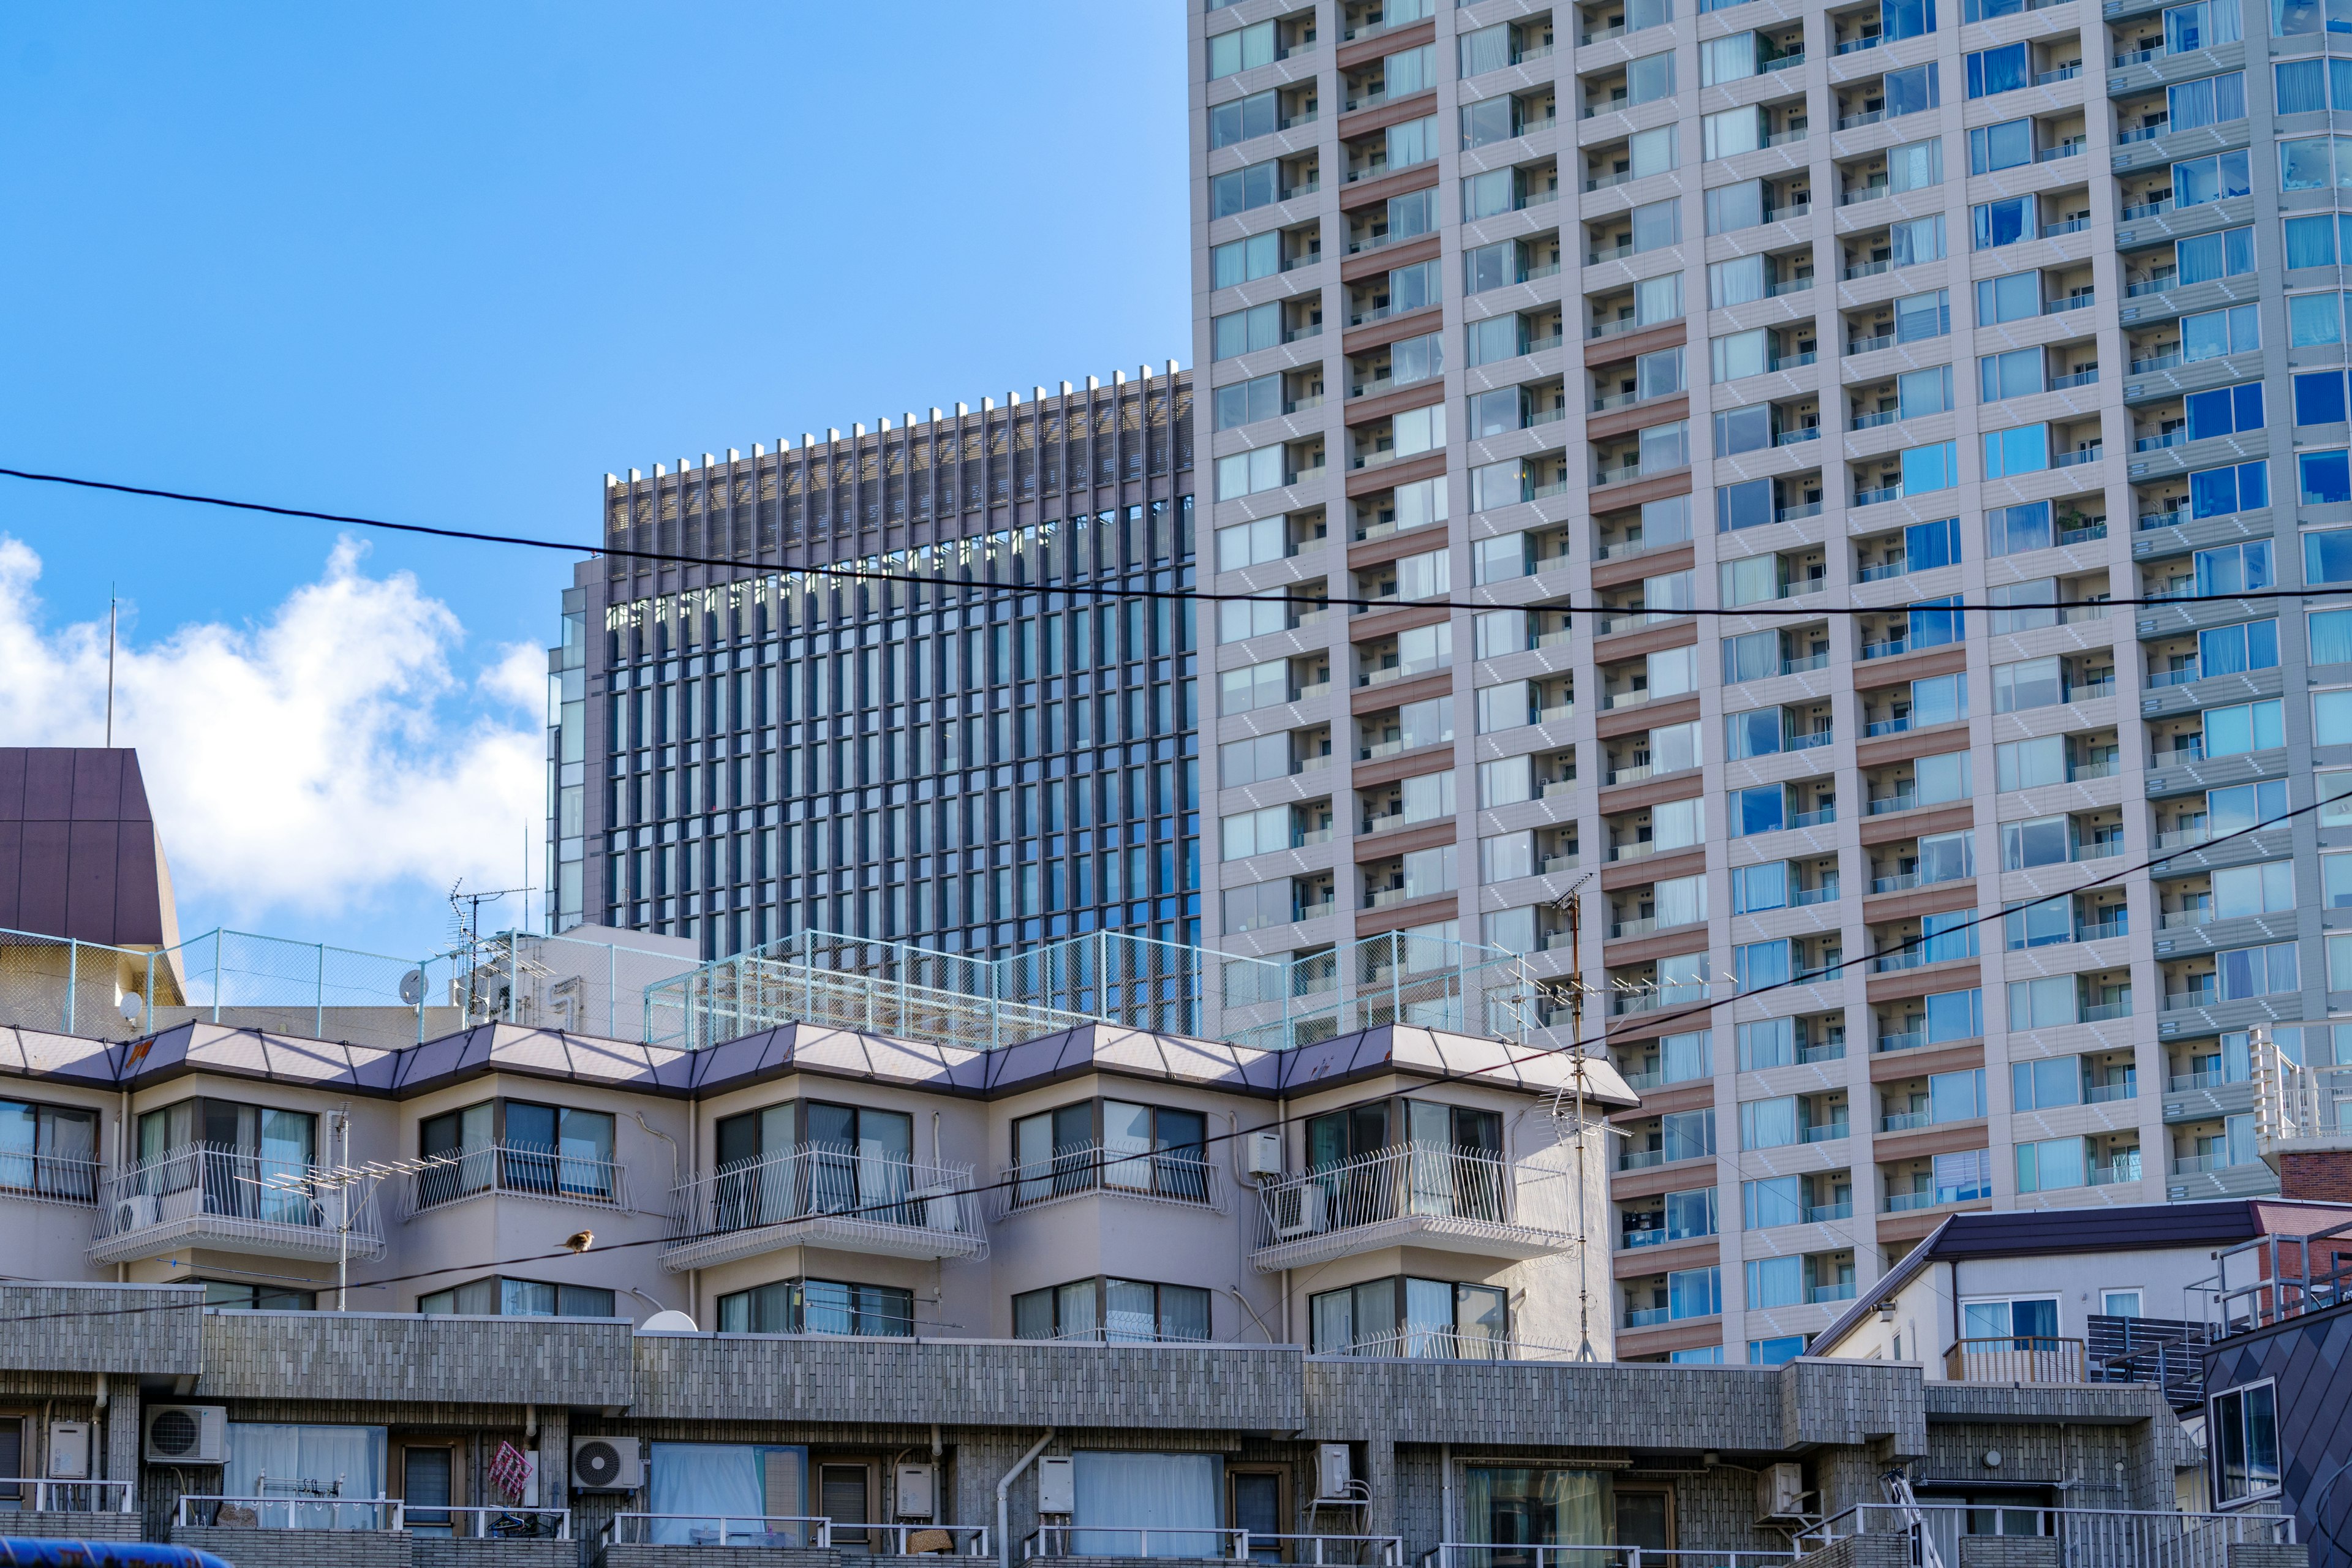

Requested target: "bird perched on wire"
[{"left": 563, "top": 1230, "right": 595, "bottom": 1254}]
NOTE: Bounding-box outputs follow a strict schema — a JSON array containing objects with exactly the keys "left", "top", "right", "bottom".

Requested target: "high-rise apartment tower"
[{"left": 1191, "top": 0, "right": 2348, "bottom": 1363}]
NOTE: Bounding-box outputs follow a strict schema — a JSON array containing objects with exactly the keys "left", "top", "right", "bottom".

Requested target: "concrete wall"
[
  {"left": 0, "top": 1282, "right": 203, "bottom": 1375},
  {"left": 199, "top": 1308, "right": 638, "bottom": 1408}
]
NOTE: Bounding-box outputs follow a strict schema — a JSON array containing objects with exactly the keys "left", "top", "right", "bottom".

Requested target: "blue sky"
[{"left": 0, "top": 4, "right": 1189, "bottom": 960}]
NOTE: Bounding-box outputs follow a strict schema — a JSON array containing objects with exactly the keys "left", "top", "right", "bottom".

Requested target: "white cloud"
[{"left": 0, "top": 535, "right": 546, "bottom": 923}]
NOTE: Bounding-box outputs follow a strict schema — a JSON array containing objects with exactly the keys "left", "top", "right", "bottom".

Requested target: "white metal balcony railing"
[
  {"left": 663, "top": 1145, "right": 987, "bottom": 1271},
  {"left": 1000, "top": 1142, "right": 1221, "bottom": 1218},
  {"left": 1249, "top": 1144, "right": 1575, "bottom": 1271},
  {"left": 1424, "top": 1544, "right": 1792, "bottom": 1568},
  {"left": 603, "top": 1513, "right": 830, "bottom": 1550},
  {"left": 0, "top": 1478, "right": 134, "bottom": 1513},
  {"left": 403, "top": 1143, "right": 627, "bottom": 1218},
  {"left": 1028, "top": 1526, "right": 1403, "bottom": 1564},
  {"left": 0, "top": 1150, "right": 100, "bottom": 1208},
  {"left": 176, "top": 1494, "right": 413, "bottom": 1532},
  {"left": 91, "top": 1145, "right": 385, "bottom": 1265},
  {"left": 1799, "top": 1504, "right": 2292, "bottom": 1568}
]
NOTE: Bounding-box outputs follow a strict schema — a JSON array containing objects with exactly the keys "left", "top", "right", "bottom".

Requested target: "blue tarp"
[{"left": 0, "top": 1542, "right": 233, "bottom": 1567}]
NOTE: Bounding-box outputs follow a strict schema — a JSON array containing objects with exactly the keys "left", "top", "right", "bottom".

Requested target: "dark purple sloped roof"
[{"left": 0, "top": 748, "right": 176, "bottom": 948}]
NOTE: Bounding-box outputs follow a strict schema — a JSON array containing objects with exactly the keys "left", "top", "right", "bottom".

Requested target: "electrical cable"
[
  {"left": 10, "top": 784, "right": 2331, "bottom": 1324},
  {"left": 0, "top": 464, "right": 2331, "bottom": 621}
]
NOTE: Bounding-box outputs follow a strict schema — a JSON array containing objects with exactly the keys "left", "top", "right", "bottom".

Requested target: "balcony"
[
  {"left": 660, "top": 1146, "right": 987, "bottom": 1271},
  {"left": 92, "top": 1147, "right": 385, "bottom": 1265},
  {"left": 1249, "top": 1145, "right": 1575, "bottom": 1272},
  {"left": 1945, "top": 1336, "right": 2085, "bottom": 1384},
  {"left": 403, "top": 1143, "right": 627, "bottom": 1216}
]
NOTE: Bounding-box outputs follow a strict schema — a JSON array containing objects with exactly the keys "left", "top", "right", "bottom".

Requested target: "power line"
[{"left": 0, "top": 464, "right": 2331, "bottom": 622}]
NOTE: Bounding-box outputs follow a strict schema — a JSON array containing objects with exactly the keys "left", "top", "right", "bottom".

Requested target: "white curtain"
[
  {"left": 224, "top": 1423, "right": 385, "bottom": 1529},
  {"left": 1072, "top": 1452, "right": 1222, "bottom": 1558},
  {"left": 649, "top": 1442, "right": 805, "bottom": 1545}
]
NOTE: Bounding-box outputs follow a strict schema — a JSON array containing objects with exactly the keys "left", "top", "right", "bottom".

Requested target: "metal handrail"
[
  {"left": 1425, "top": 1546, "right": 1793, "bottom": 1567},
  {"left": 603, "top": 1512, "right": 832, "bottom": 1548},
  {"left": 178, "top": 1493, "right": 405, "bottom": 1531},
  {"left": 1250, "top": 1144, "right": 1571, "bottom": 1258},
  {"left": 0, "top": 1152, "right": 100, "bottom": 1207},
  {"left": 669, "top": 1144, "right": 983, "bottom": 1243},
  {"left": 403, "top": 1504, "right": 572, "bottom": 1538},
  {"left": 1000, "top": 1142, "right": 1220, "bottom": 1215},
  {"left": 1799, "top": 1502, "right": 2292, "bottom": 1563},
  {"left": 0, "top": 1476, "right": 135, "bottom": 1512},
  {"left": 94, "top": 1144, "right": 386, "bottom": 1258},
  {"left": 404, "top": 1143, "right": 627, "bottom": 1216},
  {"left": 832, "top": 1522, "right": 990, "bottom": 1555},
  {"left": 1027, "top": 1525, "right": 1250, "bottom": 1559},
  {"left": 1943, "top": 1335, "right": 2086, "bottom": 1384}
]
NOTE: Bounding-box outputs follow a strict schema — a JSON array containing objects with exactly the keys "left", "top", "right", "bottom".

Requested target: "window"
[
  {"left": 199, "top": 1279, "right": 317, "bottom": 1311},
  {"left": 1212, "top": 303, "right": 1279, "bottom": 360},
  {"left": 1662, "top": 1107, "right": 1716, "bottom": 1161},
  {"left": 2189, "top": 460, "right": 2268, "bottom": 519},
  {"left": 2205, "top": 699, "right": 2285, "bottom": 756},
  {"left": 2201, "top": 619, "right": 2279, "bottom": 675},
  {"left": 2320, "top": 687, "right": 2352, "bottom": 745},
  {"left": 2217, "top": 941, "right": 2298, "bottom": 999},
  {"left": 1966, "top": 42, "right": 2027, "bottom": 97},
  {"left": 1934, "top": 1148, "right": 1993, "bottom": 1203},
  {"left": 1208, "top": 21, "right": 1276, "bottom": 79},
  {"left": 1016, "top": 1278, "right": 1210, "bottom": 1343},
  {"left": 1891, "top": 213, "right": 1946, "bottom": 265},
  {"left": 1011, "top": 1100, "right": 1208, "bottom": 1205},
  {"left": 1986, "top": 500, "right": 2052, "bottom": 557},
  {"left": 1309, "top": 1276, "right": 1507, "bottom": 1357},
  {"left": 1980, "top": 348, "right": 2042, "bottom": 402},
  {"left": 2214, "top": 860, "right": 2295, "bottom": 918},
  {"left": 225, "top": 1424, "right": 390, "bottom": 1531},
  {"left": 1740, "top": 1095, "right": 1799, "bottom": 1150},
  {"left": 1216, "top": 517, "right": 1286, "bottom": 572},
  {"left": 1992, "top": 657, "right": 2062, "bottom": 714},
  {"left": 1627, "top": 51, "right": 1676, "bottom": 105},
  {"left": 1703, "top": 105, "right": 1764, "bottom": 159},
  {"left": 1747, "top": 1256, "right": 1803, "bottom": 1308},
  {"left": 2292, "top": 292, "right": 2351, "bottom": 347},
  {"left": 1214, "top": 375, "right": 1280, "bottom": 431},
  {"left": 2286, "top": 213, "right": 2352, "bottom": 271},
  {"left": 2304, "top": 452, "right": 2352, "bottom": 507},
  {"left": 1668, "top": 1265, "right": 1722, "bottom": 1318},
  {"left": 0, "top": 1096, "right": 96, "bottom": 1201},
  {"left": 2191, "top": 384, "right": 2265, "bottom": 443},
  {"left": 2016, "top": 1135, "right": 2089, "bottom": 1192},
  {"left": 2277, "top": 55, "right": 2352, "bottom": 106},
  {"left": 1923, "top": 986, "right": 1984, "bottom": 1042},
  {"left": 2177, "top": 226, "right": 2256, "bottom": 285},
  {"left": 1210, "top": 160, "right": 1280, "bottom": 217},
  {"left": 1966, "top": 1297, "right": 2060, "bottom": 1354},
  {"left": 1976, "top": 272, "right": 2039, "bottom": 325},
  {"left": 1220, "top": 660, "right": 1289, "bottom": 715},
  {"left": 1208, "top": 89, "right": 1277, "bottom": 149},
  {"left": 2176, "top": 150, "right": 2250, "bottom": 206},
  {"left": 420, "top": 1276, "right": 616, "bottom": 1318},
  {"left": 2315, "top": 609, "right": 2352, "bottom": 666},
  {"left": 1887, "top": 62, "right": 1940, "bottom": 116},
  {"left": 2012, "top": 1056, "right": 2081, "bottom": 1110},
  {"left": 2296, "top": 370, "right": 2349, "bottom": 427},
  {"left": 2283, "top": 135, "right": 2352, "bottom": 191},
  {"left": 2007, "top": 974, "right": 2079, "bottom": 1028},
  {"left": 2212, "top": 1382, "right": 2281, "bottom": 1504},
  {"left": 1969, "top": 119, "right": 2034, "bottom": 173},
  {"left": 1750, "top": 1335, "right": 1807, "bottom": 1365},
  {"left": 1736, "top": 939, "right": 1792, "bottom": 991},
  {"left": 2167, "top": 0, "right": 2243, "bottom": 45},
  {"left": 2168, "top": 72, "right": 2246, "bottom": 130},
  {"left": 1212, "top": 232, "right": 1281, "bottom": 288},
  {"left": 1983, "top": 424, "right": 2048, "bottom": 478}
]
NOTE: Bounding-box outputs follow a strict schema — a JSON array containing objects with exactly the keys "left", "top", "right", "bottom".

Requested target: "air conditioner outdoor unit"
[
  {"left": 1271, "top": 1183, "right": 1327, "bottom": 1239},
  {"left": 571, "top": 1436, "right": 644, "bottom": 1492},
  {"left": 1245, "top": 1131, "right": 1284, "bottom": 1177},
  {"left": 145, "top": 1405, "right": 228, "bottom": 1466},
  {"left": 114, "top": 1193, "right": 158, "bottom": 1233},
  {"left": 1755, "top": 1463, "right": 1807, "bottom": 1521}
]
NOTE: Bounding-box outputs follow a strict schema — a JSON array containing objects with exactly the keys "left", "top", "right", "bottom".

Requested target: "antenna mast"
[
  {"left": 1542, "top": 873, "right": 1598, "bottom": 1362},
  {"left": 105, "top": 589, "right": 117, "bottom": 747}
]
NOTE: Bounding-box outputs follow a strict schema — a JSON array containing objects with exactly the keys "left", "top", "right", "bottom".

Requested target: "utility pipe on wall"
[{"left": 996, "top": 1428, "right": 1057, "bottom": 1568}]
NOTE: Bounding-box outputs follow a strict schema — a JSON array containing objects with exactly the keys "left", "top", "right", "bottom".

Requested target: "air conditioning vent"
[
  {"left": 145, "top": 1404, "right": 228, "bottom": 1465},
  {"left": 571, "top": 1435, "right": 643, "bottom": 1492}
]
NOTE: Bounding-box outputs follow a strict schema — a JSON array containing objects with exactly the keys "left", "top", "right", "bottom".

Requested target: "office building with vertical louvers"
[
  {"left": 1191, "top": 0, "right": 2352, "bottom": 1365},
  {"left": 546, "top": 368, "right": 1200, "bottom": 971}
]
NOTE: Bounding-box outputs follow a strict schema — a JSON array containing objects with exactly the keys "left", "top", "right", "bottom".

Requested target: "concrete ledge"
[
  {"left": 0, "top": 1282, "right": 203, "bottom": 1375},
  {"left": 172, "top": 1524, "right": 412, "bottom": 1568},
  {"left": 0, "top": 1509, "right": 144, "bottom": 1540},
  {"left": 1923, "top": 1381, "right": 2166, "bottom": 1425},
  {"left": 415, "top": 1539, "right": 583, "bottom": 1568},
  {"left": 201, "top": 1309, "right": 638, "bottom": 1408},
  {"left": 630, "top": 1336, "right": 1305, "bottom": 1428}
]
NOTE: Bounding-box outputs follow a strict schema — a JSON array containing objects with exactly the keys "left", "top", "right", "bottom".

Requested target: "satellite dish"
[
  {"left": 119, "top": 993, "right": 145, "bottom": 1026},
  {"left": 639, "top": 1310, "right": 698, "bottom": 1334},
  {"left": 399, "top": 968, "right": 426, "bottom": 1006}
]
